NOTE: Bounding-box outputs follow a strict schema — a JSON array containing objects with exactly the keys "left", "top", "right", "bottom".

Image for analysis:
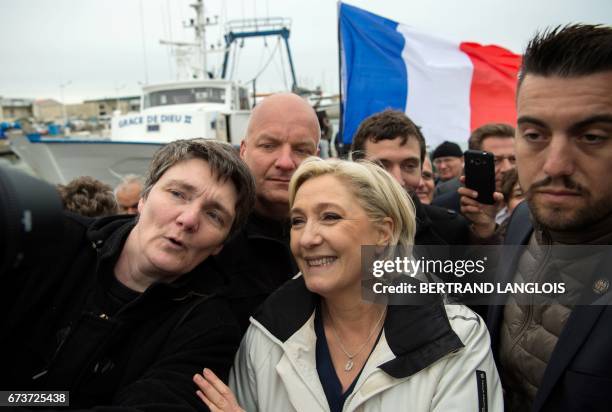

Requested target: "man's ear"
[
  {"left": 239, "top": 140, "right": 247, "bottom": 160},
  {"left": 377, "top": 217, "right": 394, "bottom": 246}
]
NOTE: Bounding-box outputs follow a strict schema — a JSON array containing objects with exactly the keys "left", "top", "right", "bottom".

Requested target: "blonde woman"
[{"left": 195, "top": 158, "right": 502, "bottom": 411}]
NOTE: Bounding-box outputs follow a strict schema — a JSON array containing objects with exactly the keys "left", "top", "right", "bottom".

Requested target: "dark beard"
[{"left": 526, "top": 176, "right": 612, "bottom": 231}]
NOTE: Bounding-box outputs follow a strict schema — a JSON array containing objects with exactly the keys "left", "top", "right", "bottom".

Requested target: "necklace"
[{"left": 326, "top": 305, "right": 387, "bottom": 372}]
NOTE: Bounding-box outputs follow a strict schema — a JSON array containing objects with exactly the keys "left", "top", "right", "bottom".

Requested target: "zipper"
[
  {"left": 31, "top": 310, "right": 112, "bottom": 381},
  {"left": 508, "top": 240, "right": 552, "bottom": 351}
]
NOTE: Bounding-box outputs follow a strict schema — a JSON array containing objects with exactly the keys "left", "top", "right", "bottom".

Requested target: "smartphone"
[{"left": 464, "top": 150, "right": 495, "bottom": 205}]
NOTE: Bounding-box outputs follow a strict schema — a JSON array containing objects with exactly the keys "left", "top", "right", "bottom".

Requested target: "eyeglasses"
[{"left": 493, "top": 155, "right": 516, "bottom": 165}]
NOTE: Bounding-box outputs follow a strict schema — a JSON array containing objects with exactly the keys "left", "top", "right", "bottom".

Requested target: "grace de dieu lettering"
[{"left": 118, "top": 114, "right": 193, "bottom": 128}]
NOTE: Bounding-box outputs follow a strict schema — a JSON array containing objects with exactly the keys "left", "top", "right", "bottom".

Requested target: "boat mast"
[
  {"left": 159, "top": 0, "right": 218, "bottom": 80},
  {"left": 191, "top": 0, "right": 206, "bottom": 78}
]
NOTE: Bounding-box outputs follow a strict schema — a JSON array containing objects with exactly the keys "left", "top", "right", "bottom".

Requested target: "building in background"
[
  {"left": 84, "top": 96, "right": 140, "bottom": 118},
  {"left": 0, "top": 97, "right": 34, "bottom": 121},
  {"left": 32, "top": 99, "right": 64, "bottom": 122}
]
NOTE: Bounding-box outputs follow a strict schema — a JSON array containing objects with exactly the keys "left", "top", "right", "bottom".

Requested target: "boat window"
[{"left": 144, "top": 87, "right": 226, "bottom": 108}]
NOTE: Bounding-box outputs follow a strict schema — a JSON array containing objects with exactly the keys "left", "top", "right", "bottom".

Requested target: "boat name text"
[{"left": 118, "top": 115, "right": 193, "bottom": 128}]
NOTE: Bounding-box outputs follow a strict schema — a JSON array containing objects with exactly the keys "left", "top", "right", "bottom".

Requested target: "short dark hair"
[
  {"left": 58, "top": 176, "right": 118, "bottom": 217},
  {"left": 143, "top": 139, "right": 256, "bottom": 237},
  {"left": 518, "top": 24, "right": 612, "bottom": 88},
  {"left": 351, "top": 109, "right": 426, "bottom": 163},
  {"left": 468, "top": 123, "right": 516, "bottom": 150}
]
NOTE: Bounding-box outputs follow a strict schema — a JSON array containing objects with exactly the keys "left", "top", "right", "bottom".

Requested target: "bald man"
[
  {"left": 239, "top": 93, "right": 320, "bottom": 219},
  {"left": 215, "top": 93, "right": 321, "bottom": 332},
  {"left": 114, "top": 174, "right": 144, "bottom": 214}
]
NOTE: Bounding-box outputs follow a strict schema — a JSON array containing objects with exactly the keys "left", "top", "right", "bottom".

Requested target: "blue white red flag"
[{"left": 339, "top": 2, "right": 522, "bottom": 147}]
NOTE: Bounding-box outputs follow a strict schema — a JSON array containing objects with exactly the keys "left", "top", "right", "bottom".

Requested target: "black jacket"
[
  {"left": 413, "top": 194, "right": 470, "bottom": 246},
  {"left": 0, "top": 213, "right": 240, "bottom": 412},
  {"left": 431, "top": 189, "right": 461, "bottom": 214},
  {"left": 213, "top": 212, "right": 298, "bottom": 333},
  {"left": 487, "top": 202, "right": 612, "bottom": 411}
]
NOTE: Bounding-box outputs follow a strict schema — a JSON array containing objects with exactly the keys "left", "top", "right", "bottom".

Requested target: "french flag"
[{"left": 339, "top": 2, "right": 522, "bottom": 147}]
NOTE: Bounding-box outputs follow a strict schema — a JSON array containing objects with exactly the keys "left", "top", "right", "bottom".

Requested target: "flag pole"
[{"left": 336, "top": 1, "right": 345, "bottom": 157}]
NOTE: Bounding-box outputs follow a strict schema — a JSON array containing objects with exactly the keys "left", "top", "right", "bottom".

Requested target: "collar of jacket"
[
  {"left": 252, "top": 275, "right": 464, "bottom": 379},
  {"left": 83, "top": 214, "right": 229, "bottom": 301}
]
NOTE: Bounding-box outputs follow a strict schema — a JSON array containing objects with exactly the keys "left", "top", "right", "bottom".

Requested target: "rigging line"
[
  {"left": 254, "top": 33, "right": 270, "bottom": 75},
  {"left": 235, "top": 46, "right": 241, "bottom": 81},
  {"left": 139, "top": 0, "right": 149, "bottom": 84},
  {"left": 231, "top": 43, "right": 240, "bottom": 81},
  {"left": 220, "top": 0, "right": 227, "bottom": 37},
  {"left": 228, "top": 44, "right": 234, "bottom": 80},
  {"left": 180, "top": 0, "right": 189, "bottom": 42},
  {"left": 278, "top": 37, "right": 288, "bottom": 90},
  {"left": 232, "top": 44, "right": 238, "bottom": 80},
  {"left": 245, "top": 38, "right": 281, "bottom": 84},
  {"left": 167, "top": 0, "right": 173, "bottom": 42},
  {"left": 270, "top": 38, "right": 284, "bottom": 88},
  {"left": 164, "top": 0, "right": 173, "bottom": 79},
  {"left": 217, "top": 0, "right": 227, "bottom": 75}
]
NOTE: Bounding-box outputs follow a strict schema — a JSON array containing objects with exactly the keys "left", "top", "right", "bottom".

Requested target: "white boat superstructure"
[{"left": 111, "top": 79, "right": 251, "bottom": 145}]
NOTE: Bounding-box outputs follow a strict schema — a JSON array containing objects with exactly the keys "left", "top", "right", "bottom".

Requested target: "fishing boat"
[{"left": 10, "top": 1, "right": 299, "bottom": 186}]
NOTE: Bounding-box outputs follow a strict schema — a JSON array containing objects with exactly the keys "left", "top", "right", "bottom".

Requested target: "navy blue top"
[{"left": 315, "top": 305, "right": 382, "bottom": 412}]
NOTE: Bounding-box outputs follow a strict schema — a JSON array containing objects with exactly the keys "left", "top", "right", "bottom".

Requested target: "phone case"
[{"left": 464, "top": 150, "right": 495, "bottom": 205}]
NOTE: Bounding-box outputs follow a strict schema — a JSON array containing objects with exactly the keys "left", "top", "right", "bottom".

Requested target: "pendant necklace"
[{"left": 326, "top": 305, "right": 387, "bottom": 372}]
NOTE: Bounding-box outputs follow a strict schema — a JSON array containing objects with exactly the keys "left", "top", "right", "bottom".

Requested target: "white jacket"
[{"left": 229, "top": 277, "right": 503, "bottom": 412}]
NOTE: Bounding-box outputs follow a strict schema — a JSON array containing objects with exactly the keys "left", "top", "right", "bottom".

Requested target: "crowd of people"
[{"left": 1, "top": 23, "right": 611, "bottom": 412}]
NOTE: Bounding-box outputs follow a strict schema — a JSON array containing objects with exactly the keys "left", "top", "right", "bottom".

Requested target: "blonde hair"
[{"left": 289, "top": 157, "right": 416, "bottom": 249}]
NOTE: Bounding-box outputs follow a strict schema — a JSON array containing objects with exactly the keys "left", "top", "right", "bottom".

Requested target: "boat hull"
[{"left": 10, "top": 134, "right": 162, "bottom": 186}]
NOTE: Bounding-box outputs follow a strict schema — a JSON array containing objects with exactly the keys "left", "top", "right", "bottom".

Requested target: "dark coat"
[
  {"left": 431, "top": 189, "right": 461, "bottom": 214},
  {"left": 0, "top": 213, "right": 241, "bottom": 412},
  {"left": 213, "top": 212, "right": 298, "bottom": 333},
  {"left": 413, "top": 194, "right": 470, "bottom": 246},
  {"left": 433, "top": 176, "right": 461, "bottom": 199},
  {"left": 487, "top": 202, "right": 612, "bottom": 412}
]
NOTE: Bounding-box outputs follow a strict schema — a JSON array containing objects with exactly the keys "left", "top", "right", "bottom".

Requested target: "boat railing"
[{"left": 224, "top": 17, "right": 292, "bottom": 34}]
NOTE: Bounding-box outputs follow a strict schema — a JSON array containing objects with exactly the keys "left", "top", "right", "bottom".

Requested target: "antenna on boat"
[
  {"left": 190, "top": 0, "right": 207, "bottom": 78},
  {"left": 159, "top": 0, "right": 219, "bottom": 80}
]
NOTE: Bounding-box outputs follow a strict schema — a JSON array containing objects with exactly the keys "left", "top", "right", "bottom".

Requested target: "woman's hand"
[{"left": 193, "top": 368, "right": 245, "bottom": 412}]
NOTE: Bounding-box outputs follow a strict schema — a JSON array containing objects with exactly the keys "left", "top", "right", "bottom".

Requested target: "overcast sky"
[{"left": 1, "top": 0, "right": 610, "bottom": 103}]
